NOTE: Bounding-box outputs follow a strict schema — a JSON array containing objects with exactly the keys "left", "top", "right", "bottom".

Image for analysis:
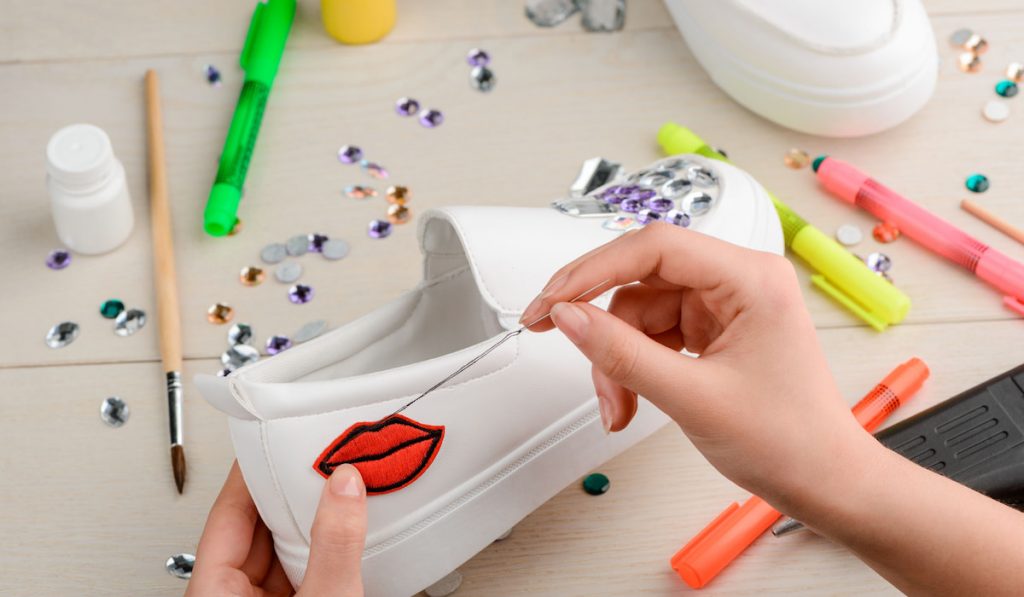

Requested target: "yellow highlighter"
[{"left": 657, "top": 123, "right": 910, "bottom": 331}]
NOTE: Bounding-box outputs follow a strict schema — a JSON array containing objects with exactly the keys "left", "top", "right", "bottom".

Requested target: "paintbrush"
[{"left": 144, "top": 69, "right": 186, "bottom": 493}]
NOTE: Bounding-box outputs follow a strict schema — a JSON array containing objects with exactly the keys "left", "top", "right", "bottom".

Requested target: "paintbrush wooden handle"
[{"left": 144, "top": 70, "right": 182, "bottom": 372}]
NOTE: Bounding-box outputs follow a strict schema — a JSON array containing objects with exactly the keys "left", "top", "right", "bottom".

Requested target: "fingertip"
[{"left": 328, "top": 464, "right": 365, "bottom": 499}]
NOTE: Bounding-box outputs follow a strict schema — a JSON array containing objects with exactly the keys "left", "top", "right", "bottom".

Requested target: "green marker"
[
  {"left": 204, "top": 0, "right": 295, "bottom": 237},
  {"left": 657, "top": 123, "right": 910, "bottom": 331}
]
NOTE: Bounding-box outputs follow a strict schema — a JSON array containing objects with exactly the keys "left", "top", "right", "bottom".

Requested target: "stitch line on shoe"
[{"left": 259, "top": 420, "right": 311, "bottom": 548}]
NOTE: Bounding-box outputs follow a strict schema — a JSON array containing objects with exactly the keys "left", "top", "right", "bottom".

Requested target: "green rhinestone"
[
  {"left": 995, "top": 79, "right": 1019, "bottom": 98},
  {"left": 582, "top": 473, "right": 610, "bottom": 496},
  {"left": 965, "top": 173, "right": 990, "bottom": 193},
  {"left": 100, "top": 299, "right": 126, "bottom": 319}
]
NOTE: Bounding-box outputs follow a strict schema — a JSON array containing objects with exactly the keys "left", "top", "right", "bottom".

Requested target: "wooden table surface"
[{"left": 2, "top": 1, "right": 1021, "bottom": 595}]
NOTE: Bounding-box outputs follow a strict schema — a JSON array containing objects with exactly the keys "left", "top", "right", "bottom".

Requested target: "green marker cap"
[{"left": 204, "top": 184, "right": 242, "bottom": 237}]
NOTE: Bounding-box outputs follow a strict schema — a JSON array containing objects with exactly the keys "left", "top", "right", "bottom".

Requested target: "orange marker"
[{"left": 670, "top": 358, "right": 930, "bottom": 589}]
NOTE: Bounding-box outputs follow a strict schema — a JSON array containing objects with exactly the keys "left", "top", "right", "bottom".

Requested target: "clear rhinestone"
[
  {"left": 260, "top": 243, "right": 287, "bottom": 264},
  {"left": 100, "top": 396, "right": 130, "bottom": 427},
  {"left": 602, "top": 215, "right": 638, "bottom": 231},
  {"left": 322, "top": 239, "right": 350, "bottom": 260},
  {"left": 661, "top": 178, "right": 693, "bottom": 199},
  {"left": 551, "top": 198, "right": 617, "bottom": 217},
  {"left": 525, "top": 0, "right": 578, "bottom": 27},
  {"left": 627, "top": 169, "right": 651, "bottom": 183},
  {"left": 221, "top": 344, "right": 260, "bottom": 370},
  {"left": 424, "top": 570, "right": 463, "bottom": 597},
  {"left": 114, "top": 309, "right": 147, "bottom": 336},
  {"left": 294, "top": 320, "right": 328, "bottom": 343},
  {"left": 866, "top": 252, "right": 892, "bottom": 273},
  {"left": 286, "top": 235, "right": 309, "bottom": 256},
  {"left": 683, "top": 191, "right": 714, "bottom": 216},
  {"left": 275, "top": 261, "right": 303, "bottom": 284},
  {"left": 656, "top": 158, "right": 690, "bottom": 171},
  {"left": 165, "top": 553, "right": 195, "bottom": 580},
  {"left": 45, "top": 321, "right": 79, "bottom": 348},
  {"left": 665, "top": 210, "right": 691, "bottom": 228},
  {"left": 571, "top": 158, "right": 622, "bottom": 198},
  {"left": 686, "top": 166, "right": 718, "bottom": 187},
  {"left": 228, "top": 323, "right": 254, "bottom": 346},
  {"left": 638, "top": 170, "right": 674, "bottom": 188},
  {"left": 470, "top": 66, "right": 496, "bottom": 92},
  {"left": 579, "top": 0, "right": 625, "bottom": 32}
]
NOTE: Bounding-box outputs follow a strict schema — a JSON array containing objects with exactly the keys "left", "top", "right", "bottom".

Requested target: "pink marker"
[{"left": 814, "top": 156, "right": 1024, "bottom": 317}]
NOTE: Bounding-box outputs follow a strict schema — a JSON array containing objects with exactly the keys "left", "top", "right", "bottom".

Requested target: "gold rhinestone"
[
  {"left": 965, "top": 33, "right": 988, "bottom": 55},
  {"left": 207, "top": 302, "right": 234, "bottom": 325},
  {"left": 1007, "top": 62, "right": 1024, "bottom": 83},
  {"left": 783, "top": 148, "right": 810, "bottom": 169},
  {"left": 228, "top": 218, "right": 243, "bottom": 236},
  {"left": 386, "top": 185, "right": 409, "bottom": 205},
  {"left": 239, "top": 266, "right": 265, "bottom": 286},
  {"left": 387, "top": 203, "right": 412, "bottom": 225},
  {"left": 958, "top": 52, "right": 983, "bottom": 73}
]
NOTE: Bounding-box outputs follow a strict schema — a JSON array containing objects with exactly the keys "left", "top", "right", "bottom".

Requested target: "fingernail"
[
  {"left": 520, "top": 295, "right": 544, "bottom": 325},
  {"left": 540, "top": 275, "right": 568, "bottom": 299},
  {"left": 550, "top": 303, "right": 588, "bottom": 343},
  {"left": 329, "top": 464, "right": 364, "bottom": 498},
  {"left": 597, "top": 394, "right": 614, "bottom": 435}
]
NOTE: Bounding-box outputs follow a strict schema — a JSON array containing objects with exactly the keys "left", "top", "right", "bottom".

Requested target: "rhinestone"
[
  {"left": 965, "top": 173, "right": 990, "bottom": 193},
  {"left": 965, "top": 33, "right": 988, "bottom": 55},
  {"left": 395, "top": 97, "right": 420, "bottom": 116},
  {"left": 322, "top": 239, "right": 350, "bottom": 260},
  {"left": 582, "top": 472, "right": 610, "bottom": 495},
  {"left": 239, "top": 266, "right": 265, "bottom": 286},
  {"left": 995, "top": 79, "right": 1018, "bottom": 98},
  {"left": 646, "top": 197, "right": 674, "bottom": 213},
  {"left": 661, "top": 178, "right": 693, "bottom": 199},
  {"left": 551, "top": 198, "right": 617, "bottom": 217},
  {"left": 1007, "top": 62, "right": 1024, "bottom": 83},
  {"left": 639, "top": 170, "right": 673, "bottom": 187},
  {"left": 337, "top": 145, "right": 363, "bottom": 164},
  {"left": 526, "top": 0, "right": 578, "bottom": 26},
  {"left": 657, "top": 158, "right": 689, "bottom": 171},
  {"left": 873, "top": 222, "right": 901, "bottom": 243},
  {"left": 424, "top": 571, "right": 463, "bottom": 597},
  {"left": 866, "top": 252, "right": 892, "bottom": 273},
  {"left": 166, "top": 553, "right": 195, "bottom": 580},
  {"left": 958, "top": 52, "right": 982, "bottom": 73},
  {"left": 599, "top": 185, "right": 626, "bottom": 204},
  {"left": 983, "top": 100, "right": 1010, "bottom": 123},
  {"left": 228, "top": 323, "right": 254, "bottom": 346},
  {"left": 228, "top": 218, "right": 243, "bottom": 236},
  {"left": 386, "top": 185, "right": 410, "bottom": 204},
  {"left": 467, "top": 48, "right": 490, "bottom": 67},
  {"left": 784, "top": 148, "right": 811, "bottom": 169},
  {"left": 579, "top": 0, "right": 625, "bottom": 32},
  {"left": 361, "top": 160, "right": 389, "bottom": 179},
  {"left": 45, "top": 249, "right": 71, "bottom": 270},
  {"left": 215, "top": 368, "right": 233, "bottom": 377},
  {"left": 275, "top": 261, "right": 303, "bottom": 284},
  {"left": 683, "top": 191, "right": 714, "bottom": 216},
  {"left": 636, "top": 209, "right": 662, "bottom": 225},
  {"left": 99, "top": 299, "right": 125, "bottom": 319},
  {"left": 835, "top": 224, "right": 863, "bottom": 247},
  {"left": 949, "top": 28, "right": 973, "bottom": 48},
  {"left": 100, "top": 396, "right": 130, "bottom": 427},
  {"left": 418, "top": 109, "right": 444, "bottom": 128},
  {"left": 602, "top": 215, "right": 637, "bottom": 231},
  {"left": 204, "top": 64, "right": 221, "bottom": 86},
  {"left": 260, "top": 243, "right": 287, "bottom": 264},
  {"left": 627, "top": 169, "right": 651, "bottom": 183},
  {"left": 114, "top": 309, "right": 146, "bottom": 336},
  {"left": 45, "top": 321, "right": 79, "bottom": 348},
  {"left": 265, "top": 335, "right": 293, "bottom": 355},
  {"left": 221, "top": 344, "right": 259, "bottom": 369},
  {"left": 286, "top": 234, "right": 309, "bottom": 256},
  {"left": 288, "top": 284, "right": 314, "bottom": 304},
  {"left": 687, "top": 166, "right": 717, "bottom": 187},
  {"left": 294, "top": 320, "right": 328, "bottom": 343},
  {"left": 495, "top": 528, "right": 513, "bottom": 541},
  {"left": 387, "top": 203, "right": 412, "bottom": 225},
  {"left": 571, "top": 158, "right": 622, "bottom": 198},
  {"left": 619, "top": 197, "right": 642, "bottom": 213},
  {"left": 627, "top": 187, "right": 656, "bottom": 203},
  {"left": 470, "top": 66, "right": 496, "bottom": 92},
  {"left": 368, "top": 219, "right": 393, "bottom": 239},
  {"left": 308, "top": 233, "right": 329, "bottom": 253},
  {"left": 345, "top": 185, "right": 377, "bottom": 199},
  {"left": 206, "top": 303, "right": 234, "bottom": 325},
  {"left": 665, "top": 210, "right": 691, "bottom": 228}
]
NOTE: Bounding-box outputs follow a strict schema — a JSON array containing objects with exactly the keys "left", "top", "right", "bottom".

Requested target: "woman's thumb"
[{"left": 299, "top": 464, "right": 367, "bottom": 596}]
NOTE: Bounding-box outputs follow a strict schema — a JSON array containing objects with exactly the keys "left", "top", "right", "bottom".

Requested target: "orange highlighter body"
[{"left": 671, "top": 357, "right": 930, "bottom": 588}]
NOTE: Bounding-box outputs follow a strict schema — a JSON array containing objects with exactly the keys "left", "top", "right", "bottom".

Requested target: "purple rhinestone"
[
  {"left": 646, "top": 197, "right": 674, "bottom": 213},
  {"left": 288, "top": 284, "right": 314, "bottom": 304},
  {"left": 265, "top": 335, "right": 293, "bottom": 355},
  {"left": 628, "top": 188, "right": 657, "bottom": 202},
  {"left": 619, "top": 198, "right": 642, "bottom": 213},
  {"left": 46, "top": 249, "right": 71, "bottom": 270},
  {"left": 204, "top": 64, "right": 222, "bottom": 86},
  {"left": 419, "top": 109, "right": 444, "bottom": 128},
  {"left": 666, "top": 209, "right": 691, "bottom": 228},
  {"left": 466, "top": 48, "right": 490, "bottom": 67},
  {"left": 307, "top": 233, "right": 329, "bottom": 253},
  {"left": 395, "top": 97, "right": 419, "bottom": 117},
  {"left": 636, "top": 209, "right": 662, "bottom": 225},
  {"left": 337, "top": 145, "right": 362, "bottom": 164},
  {"left": 368, "top": 219, "right": 393, "bottom": 239},
  {"left": 599, "top": 186, "right": 625, "bottom": 204}
]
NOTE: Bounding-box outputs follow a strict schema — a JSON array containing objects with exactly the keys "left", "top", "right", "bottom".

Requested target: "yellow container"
[{"left": 322, "top": 0, "right": 396, "bottom": 45}]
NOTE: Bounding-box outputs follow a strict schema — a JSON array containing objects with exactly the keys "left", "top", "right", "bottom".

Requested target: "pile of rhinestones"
[
  {"left": 949, "top": 28, "right": 1023, "bottom": 123},
  {"left": 339, "top": 145, "right": 414, "bottom": 238},
  {"left": 525, "top": 0, "right": 626, "bottom": 32}
]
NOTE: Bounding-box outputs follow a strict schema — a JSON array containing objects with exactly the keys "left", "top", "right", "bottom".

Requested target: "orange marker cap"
[
  {"left": 852, "top": 357, "right": 930, "bottom": 432},
  {"left": 670, "top": 496, "right": 782, "bottom": 588}
]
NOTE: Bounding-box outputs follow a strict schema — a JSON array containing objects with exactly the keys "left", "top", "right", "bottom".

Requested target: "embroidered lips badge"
[{"left": 314, "top": 414, "right": 445, "bottom": 495}]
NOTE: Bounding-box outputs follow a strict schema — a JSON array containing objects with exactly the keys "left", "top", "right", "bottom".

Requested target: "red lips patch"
[{"left": 313, "top": 414, "right": 445, "bottom": 495}]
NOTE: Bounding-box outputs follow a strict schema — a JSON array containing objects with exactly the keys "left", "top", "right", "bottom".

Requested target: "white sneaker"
[
  {"left": 665, "top": 0, "right": 938, "bottom": 137},
  {"left": 197, "top": 155, "right": 783, "bottom": 597}
]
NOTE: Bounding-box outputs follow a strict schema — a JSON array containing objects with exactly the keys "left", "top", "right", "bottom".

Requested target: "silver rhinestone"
[
  {"left": 322, "top": 239, "right": 351, "bottom": 261},
  {"left": 525, "top": 0, "right": 578, "bottom": 27},
  {"left": 551, "top": 197, "right": 617, "bottom": 217},
  {"left": 45, "top": 321, "right": 79, "bottom": 348},
  {"left": 570, "top": 157, "right": 622, "bottom": 198},
  {"left": 275, "top": 261, "right": 303, "bottom": 283},
  {"left": 682, "top": 191, "right": 714, "bottom": 216},
  {"left": 294, "top": 320, "right": 328, "bottom": 343},
  {"left": 687, "top": 166, "right": 718, "bottom": 188},
  {"left": 100, "top": 396, "right": 130, "bottom": 427},
  {"left": 656, "top": 158, "right": 690, "bottom": 171},
  {"left": 114, "top": 309, "right": 147, "bottom": 337},
  {"left": 949, "top": 28, "right": 973, "bottom": 48},
  {"left": 260, "top": 243, "right": 288, "bottom": 264},
  {"left": 228, "top": 323, "right": 254, "bottom": 346},
  {"left": 627, "top": 169, "right": 651, "bottom": 183},
  {"left": 221, "top": 344, "right": 260, "bottom": 370},
  {"left": 165, "top": 553, "right": 195, "bottom": 579},
  {"left": 638, "top": 170, "right": 674, "bottom": 187},
  {"left": 470, "top": 66, "right": 496, "bottom": 92},
  {"left": 285, "top": 235, "right": 309, "bottom": 257},
  {"left": 835, "top": 224, "right": 864, "bottom": 247},
  {"left": 579, "top": 0, "right": 625, "bottom": 32},
  {"left": 866, "top": 252, "right": 892, "bottom": 273},
  {"left": 660, "top": 178, "right": 693, "bottom": 199},
  {"left": 424, "top": 570, "right": 463, "bottom": 597}
]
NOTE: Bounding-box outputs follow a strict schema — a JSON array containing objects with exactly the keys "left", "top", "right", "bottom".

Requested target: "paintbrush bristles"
[{"left": 171, "top": 444, "right": 186, "bottom": 494}]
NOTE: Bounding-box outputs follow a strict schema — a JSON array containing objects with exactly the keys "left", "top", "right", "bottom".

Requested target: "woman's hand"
[{"left": 186, "top": 462, "right": 367, "bottom": 597}]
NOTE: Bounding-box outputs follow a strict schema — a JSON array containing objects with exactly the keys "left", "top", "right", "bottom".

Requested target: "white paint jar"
[{"left": 46, "top": 124, "right": 134, "bottom": 254}]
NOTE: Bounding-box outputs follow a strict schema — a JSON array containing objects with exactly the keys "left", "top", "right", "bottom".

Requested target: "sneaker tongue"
[
  {"left": 733, "top": 0, "right": 896, "bottom": 52},
  {"left": 418, "top": 207, "right": 616, "bottom": 326}
]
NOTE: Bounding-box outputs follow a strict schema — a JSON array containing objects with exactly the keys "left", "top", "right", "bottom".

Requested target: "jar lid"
[{"left": 46, "top": 123, "right": 116, "bottom": 188}]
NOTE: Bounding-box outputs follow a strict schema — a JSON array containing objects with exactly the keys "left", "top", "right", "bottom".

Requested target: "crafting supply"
[
  {"left": 961, "top": 198, "right": 1024, "bottom": 246},
  {"left": 260, "top": 243, "right": 288, "bottom": 264},
  {"left": 526, "top": 0, "right": 579, "bottom": 27},
  {"left": 294, "top": 319, "right": 328, "bottom": 343},
  {"left": 872, "top": 221, "right": 901, "bottom": 243},
  {"left": 387, "top": 203, "right": 412, "bottom": 224},
  {"left": 386, "top": 185, "right": 409, "bottom": 204},
  {"left": 982, "top": 99, "right": 1010, "bottom": 123},
  {"left": 347, "top": 185, "right": 377, "bottom": 199},
  {"left": 569, "top": 157, "right": 622, "bottom": 198},
  {"left": 308, "top": 233, "right": 329, "bottom": 253},
  {"left": 467, "top": 48, "right": 490, "bottom": 67},
  {"left": 114, "top": 308, "right": 147, "bottom": 336},
  {"left": 165, "top": 554, "right": 195, "bottom": 579},
  {"left": 368, "top": 219, "right": 393, "bottom": 238},
  {"left": 275, "top": 261, "right": 303, "bottom": 283},
  {"left": 321, "top": 239, "right": 350, "bottom": 260},
  {"left": 286, "top": 234, "right": 309, "bottom": 256},
  {"left": 145, "top": 70, "right": 187, "bottom": 494},
  {"left": 866, "top": 252, "right": 892, "bottom": 274},
  {"left": 1008, "top": 62, "right": 1024, "bottom": 83},
  {"left": 419, "top": 109, "right": 444, "bottom": 128},
  {"left": 582, "top": 472, "right": 610, "bottom": 495},
  {"left": 424, "top": 570, "right": 463, "bottom": 597},
  {"left": 815, "top": 156, "right": 1024, "bottom": 316},
  {"left": 395, "top": 97, "right": 419, "bottom": 116},
  {"left": 995, "top": 79, "right": 1019, "bottom": 98},
  {"left": 228, "top": 323, "right": 254, "bottom": 345},
  {"left": 204, "top": 64, "right": 222, "bottom": 86},
  {"left": 45, "top": 321, "right": 79, "bottom": 348},
  {"left": 203, "top": 0, "right": 295, "bottom": 237},
  {"left": 100, "top": 396, "right": 130, "bottom": 427},
  {"left": 965, "top": 173, "right": 990, "bottom": 193},
  {"left": 265, "top": 335, "right": 292, "bottom": 354},
  {"left": 207, "top": 302, "right": 234, "bottom": 324},
  {"left": 338, "top": 145, "right": 363, "bottom": 163},
  {"left": 288, "top": 284, "right": 314, "bottom": 304},
  {"left": 835, "top": 224, "right": 863, "bottom": 247},
  {"left": 321, "top": 0, "right": 395, "bottom": 45},
  {"left": 958, "top": 52, "right": 982, "bottom": 73},
  {"left": 361, "top": 160, "right": 389, "bottom": 179},
  {"left": 470, "top": 66, "right": 496, "bottom": 92},
  {"left": 222, "top": 344, "right": 260, "bottom": 369},
  {"left": 240, "top": 266, "right": 265, "bottom": 286},
  {"left": 784, "top": 148, "right": 810, "bottom": 169},
  {"left": 46, "top": 124, "right": 134, "bottom": 254},
  {"left": 579, "top": 0, "right": 626, "bottom": 32},
  {"left": 671, "top": 358, "right": 928, "bottom": 588},
  {"left": 949, "top": 28, "right": 973, "bottom": 47},
  {"left": 100, "top": 299, "right": 126, "bottom": 319},
  {"left": 658, "top": 123, "right": 910, "bottom": 331},
  {"left": 45, "top": 249, "right": 72, "bottom": 270}
]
